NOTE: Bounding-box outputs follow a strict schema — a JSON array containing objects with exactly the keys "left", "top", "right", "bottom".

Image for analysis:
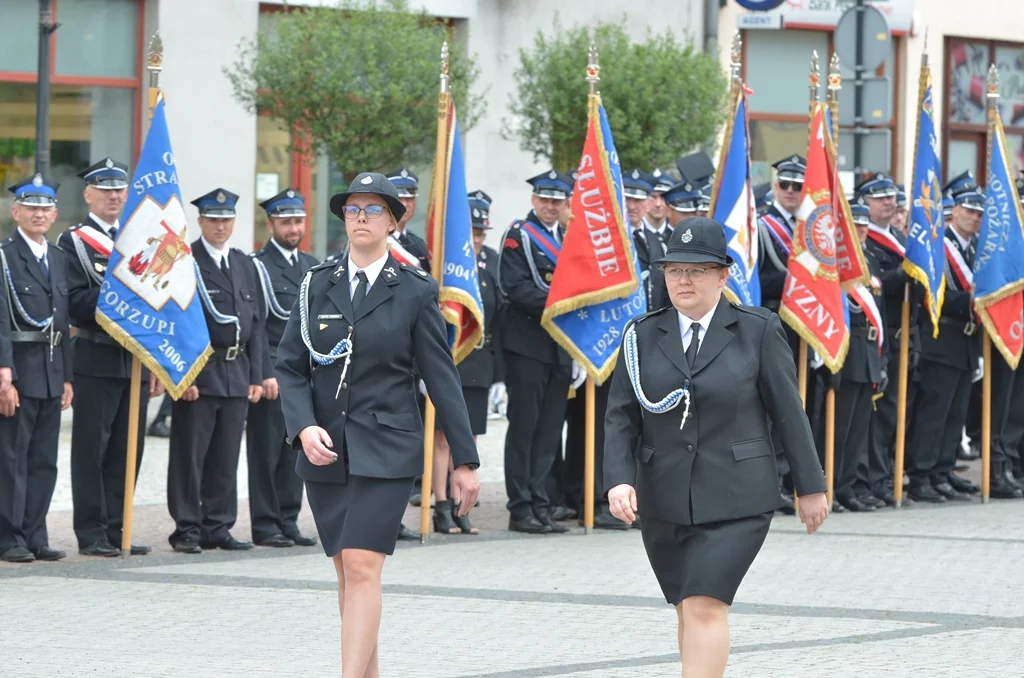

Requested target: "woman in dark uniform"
[
  {"left": 432, "top": 190, "right": 505, "bottom": 535},
  {"left": 276, "top": 172, "right": 480, "bottom": 677},
  {"left": 604, "top": 218, "right": 830, "bottom": 677}
]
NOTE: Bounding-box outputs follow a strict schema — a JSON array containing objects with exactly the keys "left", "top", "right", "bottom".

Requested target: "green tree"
[
  {"left": 226, "top": 0, "right": 484, "bottom": 181},
  {"left": 503, "top": 19, "right": 728, "bottom": 173}
]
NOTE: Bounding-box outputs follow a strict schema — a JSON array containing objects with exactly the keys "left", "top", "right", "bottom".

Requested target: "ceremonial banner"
[
  {"left": 974, "top": 97, "right": 1024, "bottom": 368},
  {"left": 541, "top": 96, "right": 645, "bottom": 383},
  {"left": 709, "top": 81, "right": 760, "bottom": 306},
  {"left": 95, "top": 97, "right": 211, "bottom": 398},
  {"left": 903, "top": 66, "right": 947, "bottom": 338},
  {"left": 426, "top": 93, "right": 484, "bottom": 365},
  {"left": 780, "top": 103, "right": 851, "bottom": 373}
]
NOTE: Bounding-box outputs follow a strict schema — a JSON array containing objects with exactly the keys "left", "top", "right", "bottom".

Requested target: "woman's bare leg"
[
  {"left": 680, "top": 595, "right": 730, "bottom": 678},
  {"left": 339, "top": 548, "right": 386, "bottom": 678}
]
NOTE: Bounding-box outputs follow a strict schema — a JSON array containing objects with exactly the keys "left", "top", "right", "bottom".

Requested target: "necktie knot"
[{"left": 352, "top": 270, "right": 369, "bottom": 310}]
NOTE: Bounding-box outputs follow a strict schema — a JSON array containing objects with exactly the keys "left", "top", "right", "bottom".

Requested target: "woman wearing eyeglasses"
[
  {"left": 275, "top": 172, "right": 480, "bottom": 677},
  {"left": 604, "top": 217, "right": 829, "bottom": 677}
]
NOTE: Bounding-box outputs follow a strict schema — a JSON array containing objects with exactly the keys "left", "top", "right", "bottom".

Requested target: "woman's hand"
[
  {"left": 61, "top": 382, "right": 74, "bottom": 411},
  {"left": 608, "top": 484, "right": 638, "bottom": 524},
  {"left": 451, "top": 465, "right": 480, "bottom": 517},
  {"left": 299, "top": 426, "right": 338, "bottom": 466},
  {"left": 798, "top": 492, "right": 829, "bottom": 534},
  {"left": 181, "top": 386, "right": 199, "bottom": 401}
]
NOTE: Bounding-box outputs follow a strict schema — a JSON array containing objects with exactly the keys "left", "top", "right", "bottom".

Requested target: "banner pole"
[
  {"left": 828, "top": 53, "right": 841, "bottom": 148},
  {"left": 893, "top": 284, "right": 911, "bottom": 508},
  {"left": 794, "top": 340, "right": 807, "bottom": 515},
  {"left": 825, "top": 387, "right": 835, "bottom": 507},
  {"left": 584, "top": 377, "right": 595, "bottom": 534},
  {"left": 982, "top": 333, "right": 991, "bottom": 503},
  {"left": 420, "top": 43, "right": 451, "bottom": 544},
  {"left": 121, "top": 32, "right": 162, "bottom": 559}
]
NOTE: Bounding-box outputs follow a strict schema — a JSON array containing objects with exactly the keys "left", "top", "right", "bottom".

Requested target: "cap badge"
[
  {"left": 653, "top": 168, "right": 663, "bottom": 177},
  {"left": 472, "top": 208, "right": 480, "bottom": 218},
  {"left": 681, "top": 228, "right": 693, "bottom": 244},
  {"left": 631, "top": 169, "right": 640, "bottom": 179},
  {"left": 791, "top": 155, "right": 799, "bottom": 163},
  {"left": 548, "top": 170, "right": 558, "bottom": 180},
  {"left": 216, "top": 191, "right": 226, "bottom": 203},
  {"left": 360, "top": 175, "right": 373, "bottom": 185},
  {"left": 475, "top": 191, "right": 483, "bottom": 201},
  {"left": 105, "top": 158, "right": 114, "bottom": 169},
  {"left": 32, "top": 174, "right": 43, "bottom": 187},
  {"left": 684, "top": 183, "right": 692, "bottom": 191},
  {"left": 286, "top": 189, "right": 295, "bottom": 198},
  {"left": 400, "top": 168, "right": 409, "bottom": 178}
]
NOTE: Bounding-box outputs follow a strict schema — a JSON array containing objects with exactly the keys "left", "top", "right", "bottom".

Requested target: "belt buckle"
[
  {"left": 51, "top": 331, "right": 62, "bottom": 347},
  {"left": 964, "top": 321, "right": 977, "bottom": 336},
  {"left": 867, "top": 327, "right": 878, "bottom": 342},
  {"left": 225, "top": 346, "right": 239, "bottom": 361}
]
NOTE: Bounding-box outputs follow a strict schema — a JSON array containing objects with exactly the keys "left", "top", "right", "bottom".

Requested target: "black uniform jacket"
[
  {"left": 497, "top": 212, "right": 571, "bottom": 367},
  {"left": 0, "top": 233, "right": 73, "bottom": 399},
  {"left": 250, "top": 242, "right": 319, "bottom": 377},
  {"left": 634, "top": 223, "right": 670, "bottom": 313},
  {"left": 843, "top": 251, "right": 886, "bottom": 384},
  {"left": 192, "top": 241, "right": 265, "bottom": 398},
  {"left": 918, "top": 229, "right": 980, "bottom": 372},
  {"left": 276, "top": 254, "right": 479, "bottom": 483},
  {"left": 397, "top": 229, "right": 430, "bottom": 272},
  {"left": 58, "top": 218, "right": 139, "bottom": 379},
  {"left": 457, "top": 255, "right": 505, "bottom": 388},
  {"left": 604, "top": 302, "right": 827, "bottom": 526},
  {"left": 865, "top": 225, "right": 921, "bottom": 357},
  {"left": 757, "top": 205, "right": 793, "bottom": 309}
]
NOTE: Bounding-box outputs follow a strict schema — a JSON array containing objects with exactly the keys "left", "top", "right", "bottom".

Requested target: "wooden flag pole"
[
  {"left": 420, "top": 42, "right": 450, "bottom": 543},
  {"left": 825, "top": 387, "right": 836, "bottom": 506},
  {"left": 893, "top": 283, "right": 911, "bottom": 508},
  {"left": 979, "top": 64, "right": 1000, "bottom": 504},
  {"left": 121, "top": 32, "right": 162, "bottom": 559},
  {"left": 584, "top": 377, "right": 596, "bottom": 534}
]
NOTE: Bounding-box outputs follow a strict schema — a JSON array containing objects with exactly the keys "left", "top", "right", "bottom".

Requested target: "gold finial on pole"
[
  {"left": 809, "top": 50, "right": 821, "bottom": 138},
  {"left": 587, "top": 43, "right": 600, "bottom": 95},
  {"left": 439, "top": 41, "right": 450, "bottom": 94},
  {"left": 987, "top": 62, "right": 1000, "bottom": 100},
  {"left": 828, "top": 53, "right": 841, "bottom": 147},
  {"left": 146, "top": 32, "right": 163, "bottom": 123},
  {"left": 730, "top": 32, "right": 742, "bottom": 82}
]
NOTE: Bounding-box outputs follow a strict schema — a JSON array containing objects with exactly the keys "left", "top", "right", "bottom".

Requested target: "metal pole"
[
  {"left": 853, "top": 0, "right": 865, "bottom": 174},
  {"left": 34, "top": 0, "right": 57, "bottom": 176}
]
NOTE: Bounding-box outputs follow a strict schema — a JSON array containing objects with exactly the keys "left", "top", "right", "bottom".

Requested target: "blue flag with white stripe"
[{"left": 95, "top": 96, "right": 212, "bottom": 398}]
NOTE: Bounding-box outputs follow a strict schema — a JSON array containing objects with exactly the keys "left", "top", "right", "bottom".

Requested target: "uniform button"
[
  {"left": 684, "top": 379, "right": 690, "bottom": 386},
  {"left": 687, "top": 444, "right": 693, "bottom": 452},
  {"left": 340, "top": 411, "right": 346, "bottom": 417}
]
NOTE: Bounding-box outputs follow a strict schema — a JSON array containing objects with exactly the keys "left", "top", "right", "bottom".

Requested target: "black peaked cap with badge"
[
  {"left": 654, "top": 216, "right": 733, "bottom": 267},
  {"left": 468, "top": 189, "right": 493, "bottom": 229},
  {"left": 78, "top": 157, "right": 129, "bottom": 190},
  {"left": 330, "top": 172, "right": 407, "bottom": 223},
  {"left": 192, "top": 188, "right": 240, "bottom": 218}
]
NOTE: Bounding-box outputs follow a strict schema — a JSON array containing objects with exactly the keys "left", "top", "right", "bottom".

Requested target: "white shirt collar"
[
  {"left": 17, "top": 228, "right": 48, "bottom": 260},
  {"left": 677, "top": 299, "right": 721, "bottom": 343},
  {"left": 201, "top": 237, "right": 228, "bottom": 267},
  {"left": 89, "top": 212, "right": 119, "bottom": 235},
  {"left": 348, "top": 251, "right": 390, "bottom": 288},
  {"left": 950, "top": 227, "right": 971, "bottom": 251},
  {"left": 772, "top": 201, "right": 796, "bottom": 224},
  {"left": 269, "top": 237, "right": 296, "bottom": 262},
  {"left": 650, "top": 220, "right": 669, "bottom": 234}
]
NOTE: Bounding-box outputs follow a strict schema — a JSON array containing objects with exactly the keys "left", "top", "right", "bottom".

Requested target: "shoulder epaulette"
[
  {"left": 400, "top": 262, "right": 431, "bottom": 280},
  {"left": 624, "top": 305, "right": 670, "bottom": 333},
  {"left": 733, "top": 303, "right": 772, "bottom": 320}
]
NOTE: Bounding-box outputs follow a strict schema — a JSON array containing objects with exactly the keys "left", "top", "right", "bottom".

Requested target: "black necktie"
[
  {"left": 289, "top": 253, "right": 297, "bottom": 267},
  {"left": 38, "top": 254, "right": 49, "bottom": 280},
  {"left": 220, "top": 257, "right": 229, "bottom": 275},
  {"left": 686, "top": 325, "right": 701, "bottom": 369},
  {"left": 352, "top": 271, "right": 368, "bottom": 310}
]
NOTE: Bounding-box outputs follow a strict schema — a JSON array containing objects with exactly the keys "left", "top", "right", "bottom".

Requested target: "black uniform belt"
[
  {"left": 72, "top": 327, "right": 118, "bottom": 346},
  {"left": 890, "top": 326, "right": 918, "bottom": 339},
  {"left": 11, "top": 330, "right": 62, "bottom": 346},
  {"left": 850, "top": 326, "right": 879, "bottom": 341},
  {"left": 479, "top": 334, "right": 493, "bottom": 348},
  {"left": 939, "top": 317, "right": 977, "bottom": 336},
  {"left": 212, "top": 345, "right": 245, "bottom": 361}
]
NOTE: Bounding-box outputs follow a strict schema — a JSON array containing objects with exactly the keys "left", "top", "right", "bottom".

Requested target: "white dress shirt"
[
  {"left": 678, "top": 299, "right": 721, "bottom": 353},
  {"left": 772, "top": 201, "right": 797, "bottom": 229},
  {"left": 88, "top": 212, "right": 119, "bottom": 237},
  {"left": 348, "top": 251, "right": 390, "bottom": 299},
  {"left": 269, "top": 237, "right": 297, "bottom": 265},
  {"left": 202, "top": 237, "right": 229, "bottom": 269},
  {"left": 17, "top": 227, "right": 48, "bottom": 261},
  {"left": 950, "top": 227, "right": 971, "bottom": 252}
]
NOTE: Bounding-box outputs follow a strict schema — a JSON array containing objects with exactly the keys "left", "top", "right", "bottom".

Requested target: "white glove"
[
  {"left": 809, "top": 351, "right": 825, "bottom": 370},
  {"left": 571, "top": 361, "right": 587, "bottom": 390},
  {"left": 418, "top": 379, "right": 427, "bottom": 397},
  {"left": 973, "top": 357, "right": 984, "bottom": 383},
  {"left": 488, "top": 382, "right": 506, "bottom": 405}
]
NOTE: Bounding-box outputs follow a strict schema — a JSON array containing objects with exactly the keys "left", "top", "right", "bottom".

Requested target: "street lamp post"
[{"left": 35, "top": 0, "right": 59, "bottom": 176}]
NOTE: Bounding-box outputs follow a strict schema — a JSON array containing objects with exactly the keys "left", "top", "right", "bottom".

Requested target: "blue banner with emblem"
[{"left": 94, "top": 96, "right": 212, "bottom": 399}]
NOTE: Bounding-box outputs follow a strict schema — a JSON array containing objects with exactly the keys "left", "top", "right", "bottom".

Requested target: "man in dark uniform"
[
  {"left": 625, "top": 170, "right": 669, "bottom": 313},
  {"left": 646, "top": 168, "right": 675, "bottom": 246},
  {"left": 830, "top": 202, "right": 887, "bottom": 512},
  {"left": 385, "top": 168, "right": 430, "bottom": 271},
  {"left": 907, "top": 172, "right": 984, "bottom": 503},
  {"left": 58, "top": 157, "right": 160, "bottom": 557},
  {"left": 858, "top": 173, "right": 917, "bottom": 506},
  {"left": 0, "top": 175, "right": 74, "bottom": 563},
  {"left": 167, "top": 188, "right": 266, "bottom": 553},
  {"left": 247, "top": 188, "right": 321, "bottom": 546},
  {"left": 469, "top": 190, "right": 500, "bottom": 273},
  {"left": 497, "top": 170, "right": 574, "bottom": 534}
]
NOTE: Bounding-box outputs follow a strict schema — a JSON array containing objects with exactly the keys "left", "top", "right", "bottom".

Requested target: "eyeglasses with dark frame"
[
  {"left": 661, "top": 265, "right": 723, "bottom": 283},
  {"left": 341, "top": 205, "right": 386, "bottom": 219}
]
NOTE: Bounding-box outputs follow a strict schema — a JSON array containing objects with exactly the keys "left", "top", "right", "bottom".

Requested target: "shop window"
[
  {"left": 0, "top": 0, "right": 40, "bottom": 73},
  {"left": 745, "top": 31, "right": 829, "bottom": 116},
  {"left": 55, "top": 0, "right": 139, "bottom": 79}
]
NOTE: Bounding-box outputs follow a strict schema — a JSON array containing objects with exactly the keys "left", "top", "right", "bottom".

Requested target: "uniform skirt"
[
  {"left": 640, "top": 511, "right": 773, "bottom": 606},
  {"left": 305, "top": 474, "right": 416, "bottom": 558},
  {"left": 463, "top": 386, "right": 489, "bottom": 436}
]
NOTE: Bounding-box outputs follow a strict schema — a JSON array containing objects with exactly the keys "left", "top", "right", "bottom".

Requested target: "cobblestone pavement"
[{"left": 2, "top": 404, "right": 1023, "bottom": 677}]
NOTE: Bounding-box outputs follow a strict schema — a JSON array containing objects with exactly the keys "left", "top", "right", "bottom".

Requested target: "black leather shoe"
[
  {"left": 990, "top": 473, "right": 1024, "bottom": 499},
  {"left": 631, "top": 517, "right": 642, "bottom": 529},
  {"left": 873, "top": 490, "right": 912, "bottom": 507},
  {"left": 284, "top": 532, "right": 318, "bottom": 547},
  {"left": 957, "top": 441, "right": 980, "bottom": 461},
  {"left": 908, "top": 484, "right": 946, "bottom": 503},
  {"left": 830, "top": 501, "right": 846, "bottom": 513},
  {"left": 32, "top": 546, "right": 66, "bottom": 561},
  {"left": 1, "top": 546, "right": 34, "bottom": 563},
  {"left": 255, "top": 534, "right": 295, "bottom": 548},
  {"left": 947, "top": 473, "right": 980, "bottom": 494},
  {"left": 535, "top": 509, "right": 570, "bottom": 533},
  {"left": 591, "top": 505, "right": 629, "bottom": 530},
  {"left": 129, "top": 544, "right": 151, "bottom": 555},
  {"left": 508, "top": 515, "right": 551, "bottom": 534},
  {"left": 147, "top": 420, "right": 170, "bottom": 438},
  {"left": 549, "top": 505, "right": 577, "bottom": 522},
  {"left": 933, "top": 482, "right": 972, "bottom": 501},
  {"left": 397, "top": 524, "right": 420, "bottom": 541},
  {"left": 200, "top": 536, "right": 254, "bottom": 551},
  {"left": 171, "top": 538, "right": 202, "bottom": 554},
  {"left": 79, "top": 541, "right": 120, "bottom": 557},
  {"left": 857, "top": 493, "right": 886, "bottom": 509},
  {"left": 838, "top": 495, "right": 876, "bottom": 512},
  {"left": 777, "top": 490, "right": 796, "bottom": 515}
]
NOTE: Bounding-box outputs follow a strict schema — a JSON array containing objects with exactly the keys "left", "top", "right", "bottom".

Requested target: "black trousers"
[
  {"left": 908, "top": 360, "right": 973, "bottom": 486},
  {"left": 0, "top": 395, "right": 61, "bottom": 551},
  {"left": 561, "top": 377, "right": 611, "bottom": 512},
  {"left": 812, "top": 380, "right": 872, "bottom": 500},
  {"left": 503, "top": 352, "right": 570, "bottom": 518},
  {"left": 988, "top": 352, "right": 1024, "bottom": 465},
  {"left": 168, "top": 396, "right": 248, "bottom": 543},
  {"left": 864, "top": 346, "right": 917, "bottom": 494},
  {"left": 155, "top": 393, "right": 172, "bottom": 421},
  {"left": 966, "top": 381, "right": 982, "bottom": 444},
  {"left": 70, "top": 375, "right": 147, "bottom": 547},
  {"left": 246, "top": 395, "right": 303, "bottom": 541}
]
